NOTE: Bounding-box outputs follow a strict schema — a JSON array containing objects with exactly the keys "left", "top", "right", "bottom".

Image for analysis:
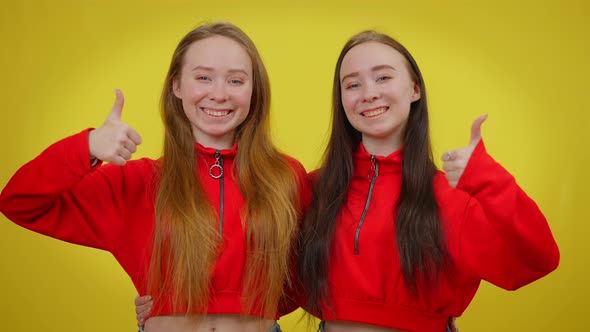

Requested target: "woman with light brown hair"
[{"left": 0, "top": 22, "right": 308, "bottom": 332}]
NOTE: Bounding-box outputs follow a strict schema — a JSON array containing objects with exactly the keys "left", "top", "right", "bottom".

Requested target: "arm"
[
  {"left": 0, "top": 90, "right": 144, "bottom": 251},
  {"left": 457, "top": 140, "right": 559, "bottom": 289},
  {"left": 442, "top": 116, "right": 559, "bottom": 289}
]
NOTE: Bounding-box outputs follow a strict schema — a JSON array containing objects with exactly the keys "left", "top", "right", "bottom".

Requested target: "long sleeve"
[
  {"left": 0, "top": 130, "right": 150, "bottom": 253},
  {"left": 456, "top": 140, "right": 560, "bottom": 290}
]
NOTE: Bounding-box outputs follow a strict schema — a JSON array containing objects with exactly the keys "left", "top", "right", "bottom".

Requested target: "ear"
[
  {"left": 172, "top": 77, "right": 182, "bottom": 99},
  {"left": 411, "top": 82, "right": 421, "bottom": 102}
]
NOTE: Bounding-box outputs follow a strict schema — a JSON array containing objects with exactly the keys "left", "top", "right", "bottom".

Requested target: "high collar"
[
  {"left": 194, "top": 142, "right": 238, "bottom": 158},
  {"left": 353, "top": 142, "right": 403, "bottom": 178}
]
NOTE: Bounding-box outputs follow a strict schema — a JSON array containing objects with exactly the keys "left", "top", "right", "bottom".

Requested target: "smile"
[
  {"left": 361, "top": 106, "right": 388, "bottom": 117},
  {"left": 201, "top": 107, "right": 232, "bottom": 117}
]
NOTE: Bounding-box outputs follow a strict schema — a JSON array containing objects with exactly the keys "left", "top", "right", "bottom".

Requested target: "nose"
[
  {"left": 361, "top": 82, "right": 379, "bottom": 103},
  {"left": 209, "top": 81, "right": 229, "bottom": 102}
]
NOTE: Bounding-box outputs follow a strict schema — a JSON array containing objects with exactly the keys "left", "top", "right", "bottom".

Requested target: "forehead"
[
  {"left": 340, "top": 41, "right": 409, "bottom": 77},
  {"left": 183, "top": 35, "right": 253, "bottom": 73}
]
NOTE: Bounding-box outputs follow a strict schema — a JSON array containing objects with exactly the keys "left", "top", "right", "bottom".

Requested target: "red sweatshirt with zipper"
[
  {"left": 317, "top": 140, "right": 559, "bottom": 332},
  {"left": 0, "top": 130, "right": 310, "bottom": 319}
]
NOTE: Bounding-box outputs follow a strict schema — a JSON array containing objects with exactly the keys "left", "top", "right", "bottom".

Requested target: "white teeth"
[
  {"left": 202, "top": 108, "right": 230, "bottom": 117},
  {"left": 362, "top": 107, "right": 387, "bottom": 117}
]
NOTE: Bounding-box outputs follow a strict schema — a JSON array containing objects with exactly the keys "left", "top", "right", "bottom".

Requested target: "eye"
[
  {"left": 377, "top": 76, "right": 392, "bottom": 82},
  {"left": 345, "top": 82, "right": 360, "bottom": 90},
  {"left": 195, "top": 76, "right": 211, "bottom": 81},
  {"left": 229, "top": 79, "right": 244, "bottom": 85}
]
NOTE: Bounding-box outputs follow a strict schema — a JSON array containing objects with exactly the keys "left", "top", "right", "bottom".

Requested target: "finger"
[
  {"left": 138, "top": 308, "right": 150, "bottom": 319},
  {"left": 119, "top": 147, "right": 132, "bottom": 161},
  {"left": 442, "top": 161, "right": 459, "bottom": 173},
  {"left": 137, "top": 309, "right": 148, "bottom": 319},
  {"left": 127, "top": 127, "right": 143, "bottom": 145},
  {"left": 136, "top": 303, "right": 149, "bottom": 316},
  {"left": 135, "top": 295, "right": 152, "bottom": 306},
  {"left": 470, "top": 114, "right": 488, "bottom": 145},
  {"left": 135, "top": 295, "right": 152, "bottom": 313},
  {"left": 112, "top": 155, "right": 127, "bottom": 166},
  {"left": 441, "top": 150, "right": 456, "bottom": 162},
  {"left": 108, "top": 89, "right": 125, "bottom": 121},
  {"left": 135, "top": 302, "right": 147, "bottom": 315},
  {"left": 122, "top": 139, "right": 137, "bottom": 154}
]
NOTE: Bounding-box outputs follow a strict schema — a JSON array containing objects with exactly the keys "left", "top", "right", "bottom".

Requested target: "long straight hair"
[
  {"left": 298, "top": 31, "right": 448, "bottom": 313},
  {"left": 149, "top": 22, "right": 301, "bottom": 317}
]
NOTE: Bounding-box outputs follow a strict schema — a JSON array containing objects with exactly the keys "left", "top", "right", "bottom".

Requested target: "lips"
[
  {"left": 201, "top": 107, "right": 232, "bottom": 117},
  {"left": 361, "top": 106, "right": 389, "bottom": 117}
]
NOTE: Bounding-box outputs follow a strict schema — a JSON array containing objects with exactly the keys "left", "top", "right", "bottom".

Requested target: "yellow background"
[{"left": 0, "top": 0, "right": 587, "bottom": 331}]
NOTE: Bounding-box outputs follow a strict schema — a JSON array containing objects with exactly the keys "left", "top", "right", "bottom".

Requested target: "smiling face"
[
  {"left": 340, "top": 41, "right": 421, "bottom": 154},
  {"left": 173, "top": 35, "right": 253, "bottom": 149}
]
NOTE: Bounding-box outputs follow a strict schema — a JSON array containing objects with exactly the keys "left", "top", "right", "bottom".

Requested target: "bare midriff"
[
  {"left": 144, "top": 314, "right": 275, "bottom": 332},
  {"left": 324, "top": 320, "right": 405, "bottom": 332}
]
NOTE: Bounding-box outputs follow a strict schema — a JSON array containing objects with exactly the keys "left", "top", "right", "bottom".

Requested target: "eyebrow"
[
  {"left": 191, "top": 65, "right": 249, "bottom": 76},
  {"left": 341, "top": 64, "right": 397, "bottom": 82}
]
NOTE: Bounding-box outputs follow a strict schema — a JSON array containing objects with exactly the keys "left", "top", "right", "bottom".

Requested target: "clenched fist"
[
  {"left": 88, "top": 89, "right": 142, "bottom": 166},
  {"left": 441, "top": 115, "right": 487, "bottom": 188}
]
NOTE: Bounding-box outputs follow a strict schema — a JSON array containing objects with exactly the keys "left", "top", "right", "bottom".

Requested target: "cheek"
[
  {"left": 341, "top": 91, "right": 357, "bottom": 113},
  {"left": 182, "top": 106, "right": 193, "bottom": 124},
  {"left": 235, "top": 87, "right": 253, "bottom": 109},
  {"left": 179, "top": 82, "right": 207, "bottom": 102},
  {"left": 341, "top": 102, "right": 358, "bottom": 128}
]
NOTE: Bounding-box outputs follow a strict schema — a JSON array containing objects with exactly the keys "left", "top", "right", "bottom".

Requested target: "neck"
[
  {"left": 361, "top": 134, "right": 402, "bottom": 156},
  {"left": 194, "top": 133, "right": 235, "bottom": 150}
]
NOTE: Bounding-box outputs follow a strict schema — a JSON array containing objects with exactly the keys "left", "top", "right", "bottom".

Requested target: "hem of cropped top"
[
  {"left": 322, "top": 297, "right": 448, "bottom": 332},
  {"left": 150, "top": 291, "right": 281, "bottom": 320}
]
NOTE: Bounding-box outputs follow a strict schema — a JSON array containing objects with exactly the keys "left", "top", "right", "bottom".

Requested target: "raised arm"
[
  {"left": 0, "top": 90, "right": 145, "bottom": 252},
  {"left": 442, "top": 116, "right": 559, "bottom": 289}
]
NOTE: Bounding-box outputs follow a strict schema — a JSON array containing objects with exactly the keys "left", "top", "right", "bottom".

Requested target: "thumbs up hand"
[
  {"left": 88, "top": 89, "right": 143, "bottom": 166},
  {"left": 441, "top": 115, "right": 487, "bottom": 188}
]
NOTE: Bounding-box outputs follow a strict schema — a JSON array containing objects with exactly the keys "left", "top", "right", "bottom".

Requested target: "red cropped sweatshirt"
[
  {"left": 319, "top": 141, "right": 559, "bottom": 332},
  {"left": 0, "top": 130, "right": 310, "bottom": 319}
]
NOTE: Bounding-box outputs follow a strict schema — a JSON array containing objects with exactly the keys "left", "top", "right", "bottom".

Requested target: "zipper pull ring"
[{"left": 209, "top": 151, "right": 223, "bottom": 179}]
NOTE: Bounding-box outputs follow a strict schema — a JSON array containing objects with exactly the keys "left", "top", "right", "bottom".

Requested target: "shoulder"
[{"left": 307, "top": 168, "right": 321, "bottom": 185}]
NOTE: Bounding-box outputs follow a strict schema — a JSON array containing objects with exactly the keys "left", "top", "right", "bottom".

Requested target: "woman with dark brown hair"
[
  {"left": 296, "top": 31, "right": 559, "bottom": 332},
  {"left": 0, "top": 22, "right": 308, "bottom": 332}
]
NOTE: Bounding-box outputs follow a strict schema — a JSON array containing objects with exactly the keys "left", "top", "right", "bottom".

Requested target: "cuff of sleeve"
[
  {"left": 58, "top": 129, "right": 103, "bottom": 173},
  {"left": 455, "top": 139, "right": 514, "bottom": 195}
]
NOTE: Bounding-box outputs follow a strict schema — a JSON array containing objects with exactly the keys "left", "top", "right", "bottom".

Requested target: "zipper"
[
  {"left": 354, "top": 155, "right": 379, "bottom": 255},
  {"left": 209, "top": 151, "right": 224, "bottom": 237}
]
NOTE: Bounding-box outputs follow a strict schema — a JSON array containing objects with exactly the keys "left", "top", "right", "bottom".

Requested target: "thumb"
[
  {"left": 108, "top": 89, "right": 125, "bottom": 121},
  {"left": 469, "top": 114, "right": 488, "bottom": 145}
]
